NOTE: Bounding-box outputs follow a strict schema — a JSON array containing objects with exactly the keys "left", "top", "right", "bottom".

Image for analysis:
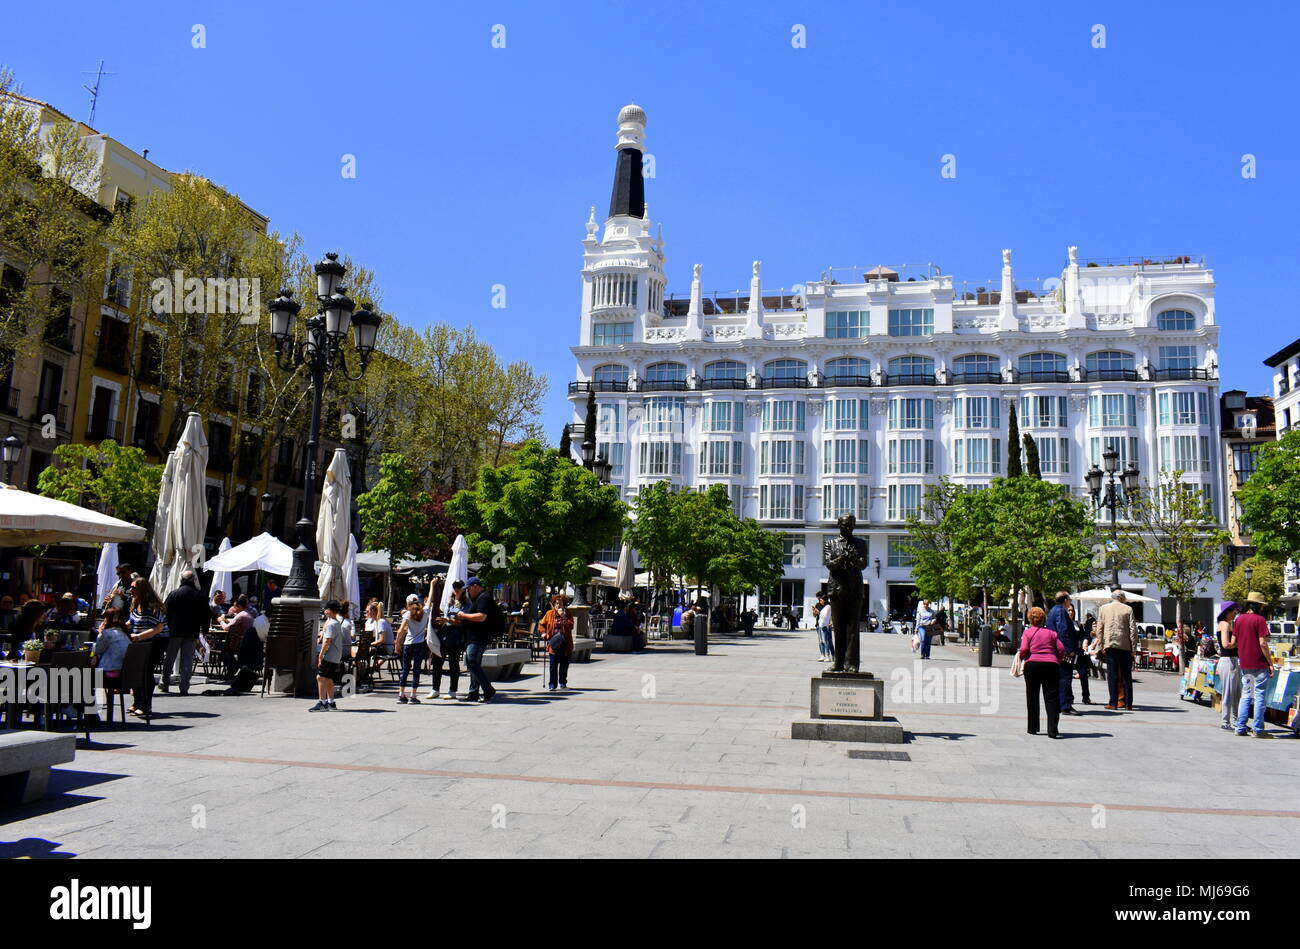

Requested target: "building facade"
[
  {"left": 1219, "top": 389, "right": 1274, "bottom": 567},
  {"left": 568, "top": 105, "right": 1228, "bottom": 623},
  {"left": 1263, "top": 339, "right": 1300, "bottom": 603}
]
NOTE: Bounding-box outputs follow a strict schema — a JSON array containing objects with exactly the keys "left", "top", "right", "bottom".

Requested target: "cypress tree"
[
  {"left": 559, "top": 425, "right": 572, "bottom": 462},
  {"left": 1007, "top": 403, "right": 1023, "bottom": 478},
  {"left": 1023, "top": 432, "right": 1041, "bottom": 479}
]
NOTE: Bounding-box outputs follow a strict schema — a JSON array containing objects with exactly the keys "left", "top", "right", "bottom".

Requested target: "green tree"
[
  {"left": 1022, "top": 433, "right": 1041, "bottom": 479},
  {"left": 624, "top": 480, "right": 681, "bottom": 597},
  {"left": 1115, "top": 471, "right": 1231, "bottom": 630},
  {"left": 1222, "top": 556, "right": 1285, "bottom": 608},
  {"left": 1006, "top": 403, "right": 1022, "bottom": 478},
  {"left": 902, "top": 478, "right": 970, "bottom": 603},
  {"left": 446, "top": 439, "right": 625, "bottom": 624},
  {"left": 36, "top": 439, "right": 163, "bottom": 527},
  {"left": 1237, "top": 429, "right": 1300, "bottom": 564},
  {"left": 558, "top": 425, "right": 571, "bottom": 462},
  {"left": 357, "top": 453, "right": 441, "bottom": 568},
  {"left": 714, "top": 518, "right": 786, "bottom": 605}
]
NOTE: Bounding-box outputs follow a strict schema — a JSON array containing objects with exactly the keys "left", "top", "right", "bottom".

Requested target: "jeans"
[
  {"left": 1024, "top": 661, "right": 1061, "bottom": 736},
  {"left": 919, "top": 625, "right": 931, "bottom": 659},
  {"left": 163, "top": 636, "right": 198, "bottom": 693},
  {"left": 464, "top": 641, "right": 496, "bottom": 699},
  {"left": 548, "top": 649, "right": 571, "bottom": 689},
  {"left": 1235, "top": 669, "right": 1270, "bottom": 734},
  {"left": 816, "top": 626, "right": 833, "bottom": 657},
  {"left": 430, "top": 648, "right": 461, "bottom": 694},
  {"left": 1105, "top": 649, "right": 1133, "bottom": 707},
  {"left": 133, "top": 637, "right": 167, "bottom": 713},
  {"left": 1058, "top": 657, "right": 1075, "bottom": 711},
  {"left": 1215, "top": 656, "right": 1241, "bottom": 728},
  {"left": 399, "top": 641, "right": 428, "bottom": 691}
]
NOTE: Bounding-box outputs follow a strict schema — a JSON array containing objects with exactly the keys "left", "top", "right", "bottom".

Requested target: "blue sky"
[{"left": 8, "top": 0, "right": 1298, "bottom": 437}]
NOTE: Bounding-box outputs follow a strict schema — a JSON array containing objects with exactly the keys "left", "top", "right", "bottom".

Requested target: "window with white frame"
[
  {"left": 828, "top": 398, "right": 870, "bottom": 431},
  {"left": 703, "top": 360, "right": 746, "bottom": 383},
  {"left": 822, "top": 438, "right": 870, "bottom": 475},
  {"left": 953, "top": 353, "right": 1000, "bottom": 377},
  {"left": 887, "top": 535, "right": 913, "bottom": 567},
  {"left": 764, "top": 358, "right": 807, "bottom": 381},
  {"left": 1158, "top": 391, "right": 1209, "bottom": 426},
  {"left": 1085, "top": 351, "right": 1136, "bottom": 375},
  {"left": 596, "top": 402, "right": 624, "bottom": 438},
  {"left": 887, "top": 483, "right": 923, "bottom": 520},
  {"left": 643, "top": 397, "right": 685, "bottom": 433},
  {"left": 1159, "top": 435, "right": 1212, "bottom": 473},
  {"left": 1035, "top": 437, "right": 1070, "bottom": 475},
  {"left": 593, "top": 364, "right": 630, "bottom": 386},
  {"left": 1156, "top": 309, "right": 1196, "bottom": 331},
  {"left": 826, "top": 311, "right": 869, "bottom": 338},
  {"left": 952, "top": 437, "right": 1001, "bottom": 475},
  {"left": 888, "top": 355, "right": 935, "bottom": 381},
  {"left": 760, "top": 439, "right": 806, "bottom": 475},
  {"left": 591, "top": 322, "right": 633, "bottom": 346},
  {"left": 825, "top": 357, "right": 871, "bottom": 381},
  {"left": 598, "top": 442, "right": 626, "bottom": 478},
  {"left": 644, "top": 361, "right": 687, "bottom": 383},
  {"left": 887, "top": 308, "right": 934, "bottom": 336},
  {"left": 638, "top": 441, "right": 682, "bottom": 477},
  {"left": 1088, "top": 394, "right": 1137, "bottom": 427},
  {"left": 954, "top": 396, "right": 1001, "bottom": 429},
  {"left": 762, "top": 400, "right": 806, "bottom": 432},
  {"left": 1158, "top": 345, "right": 1196, "bottom": 370},
  {"left": 1018, "top": 352, "right": 1067, "bottom": 375},
  {"left": 698, "top": 440, "right": 744, "bottom": 476},
  {"left": 759, "top": 484, "right": 804, "bottom": 520},
  {"left": 822, "top": 484, "right": 867, "bottom": 521},
  {"left": 1020, "top": 395, "right": 1068, "bottom": 428},
  {"left": 888, "top": 397, "right": 934, "bottom": 430},
  {"left": 1089, "top": 436, "right": 1140, "bottom": 468},
  {"left": 888, "top": 438, "right": 934, "bottom": 474},
  {"left": 703, "top": 400, "right": 744, "bottom": 432}
]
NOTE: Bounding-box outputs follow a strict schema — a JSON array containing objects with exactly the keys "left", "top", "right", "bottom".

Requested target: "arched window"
[
  {"left": 888, "top": 355, "right": 935, "bottom": 387},
  {"left": 953, "top": 353, "right": 1001, "bottom": 382},
  {"left": 825, "top": 357, "right": 871, "bottom": 382},
  {"left": 593, "top": 364, "right": 629, "bottom": 385},
  {"left": 703, "top": 360, "right": 746, "bottom": 381},
  {"left": 1018, "top": 352, "right": 1067, "bottom": 381},
  {"left": 644, "top": 362, "right": 687, "bottom": 382},
  {"left": 1157, "top": 309, "right": 1196, "bottom": 331},
  {"left": 764, "top": 358, "right": 807, "bottom": 379},
  {"left": 1085, "top": 351, "right": 1135, "bottom": 380}
]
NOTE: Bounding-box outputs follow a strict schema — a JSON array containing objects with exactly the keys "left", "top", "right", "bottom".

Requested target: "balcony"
[
  {"left": 639, "top": 379, "right": 689, "bottom": 392},
  {"left": 1018, "top": 370, "right": 1071, "bottom": 384},
  {"left": 951, "top": 372, "right": 1003, "bottom": 385},
  {"left": 1084, "top": 368, "right": 1139, "bottom": 382},
  {"left": 0, "top": 387, "right": 19, "bottom": 417},
  {"left": 881, "top": 373, "right": 939, "bottom": 387},
  {"left": 85, "top": 418, "right": 122, "bottom": 442},
  {"left": 43, "top": 321, "right": 76, "bottom": 353},
  {"left": 759, "top": 376, "right": 810, "bottom": 389},
  {"left": 32, "top": 400, "right": 67, "bottom": 429},
  {"left": 568, "top": 380, "right": 629, "bottom": 394},
  {"left": 700, "top": 377, "right": 748, "bottom": 390},
  {"left": 822, "top": 374, "right": 873, "bottom": 388},
  {"left": 1153, "top": 367, "right": 1213, "bottom": 382}
]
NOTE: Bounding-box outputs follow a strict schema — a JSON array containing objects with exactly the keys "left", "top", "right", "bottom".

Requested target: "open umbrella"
[
  {"left": 204, "top": 532, "right": 295, "bottom": 575},
  {"left": 95, "top": 542, "right": 119, "bottom": 605},
  {"left": 441, "top": 535, "right": 469, "bottom": 614},
  {"left": 1074, "top": 587, "right": 1158, "bottom": 604},
  {"left": 316, "top": 448, "right": 351, "bottom": 603},
  {"left": 616, "top": 543, "right": 635, "bottom": 595},
  {"left": 155, "top": 413, "right": 209, "bottom": 599},
  {"left": 0, "top": 487, "right": 146, "bottom": 546},
  {"left": 209, "top": 537, "right": 234, "bottom": 602}
]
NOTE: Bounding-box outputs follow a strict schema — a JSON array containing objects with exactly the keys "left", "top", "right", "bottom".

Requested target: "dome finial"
[{"left": 618, "top": 103, "right": 647, "bottom": 127}]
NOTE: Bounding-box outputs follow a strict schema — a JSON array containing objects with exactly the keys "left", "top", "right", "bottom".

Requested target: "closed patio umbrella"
[
  {"left": 95, "top": 542, "right": 119, "bottom": 606},
  {"left": 147, "top": 450, "right": 177, "bottom": 593},
  {"left": 616, "top": 543, "right": 635, "bottom": 595},
  {"left": 441, "top": 535, "right": 469, "bottom": 614},
  {"left": 209, "top": 537, "right": 234, "bottom": 602},
  {"left": 154, "top": 413, "right": 209, "bottom": 598},
  {"left": 316, "top": 448, "right": 351, "bottom": 603}
]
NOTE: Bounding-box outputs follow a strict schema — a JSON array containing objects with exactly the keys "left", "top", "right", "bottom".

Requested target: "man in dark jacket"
[
  {"left": 455, "top": 577, "right": 501, "bottom": 703},
  {"left": 163, "top": 570, "right": 209, "bottom": 695},
  {"left": 1046, "top": 591, "right": 1082, "bottom": 715}
]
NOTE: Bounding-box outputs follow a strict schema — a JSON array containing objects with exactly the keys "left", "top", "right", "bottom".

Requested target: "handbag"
[{"left": 1010, "top": 651, "right": 1025, "bottom": 678}]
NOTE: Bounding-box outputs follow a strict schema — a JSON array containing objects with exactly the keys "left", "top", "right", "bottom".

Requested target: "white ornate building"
[{"left": 570, "top": 105, "right": 1226, "bottom": 624}]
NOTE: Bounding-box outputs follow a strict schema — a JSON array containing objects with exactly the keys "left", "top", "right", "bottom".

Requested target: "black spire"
[{"left": 608, "top": 145, "right": 645, "bottom": 219}]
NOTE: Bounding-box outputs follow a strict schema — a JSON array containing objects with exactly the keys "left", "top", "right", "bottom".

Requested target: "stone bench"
[
  {"left": 0, "top": 730, "right": 76, "bottom": 805},
  {"left": 570, "top": 638, "right": 597, "bottom": 662},
  {"left": 604, "top": 633, "right": 635, "bottom": 653},
  {"left": 481, "top": 647, "right": 531, "bottom": 681}
]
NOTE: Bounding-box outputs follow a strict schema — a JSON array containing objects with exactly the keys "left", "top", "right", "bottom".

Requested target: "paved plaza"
[{"left": 2, "top": 629, "right": 1297, "bottom": 859}]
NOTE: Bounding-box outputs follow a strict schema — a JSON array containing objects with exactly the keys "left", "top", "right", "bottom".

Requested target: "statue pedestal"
[{"left": 791, "top": 671, "right": 905, "bottom": 743}]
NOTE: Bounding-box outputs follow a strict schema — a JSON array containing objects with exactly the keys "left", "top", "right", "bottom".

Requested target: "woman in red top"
[
  {"left": 1019, "top": 606, "right": 1067, "bottom": 739},
  {"left": 538, "top": 593, "right": 575, "bottom": 691}
]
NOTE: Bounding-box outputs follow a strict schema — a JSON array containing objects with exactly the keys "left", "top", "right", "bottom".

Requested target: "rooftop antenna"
[{"left": 81, "top": 60, "right": 114, "bottom": 127}]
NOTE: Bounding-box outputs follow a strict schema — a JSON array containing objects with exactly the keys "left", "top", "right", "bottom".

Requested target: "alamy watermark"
[
  {"left": 148, "top": 270, "right": 261, "bottom": 323},
  {"left": 888, "top": 661, "right": 1000, "bottom": 714}
]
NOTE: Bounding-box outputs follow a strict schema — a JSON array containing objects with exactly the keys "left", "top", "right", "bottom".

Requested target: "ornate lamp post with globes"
[
  {"left": 1086, "top": 446, "right": 1141, "bottom": 590},
  {"left": 266, "top": 253, "right": 382, "bottom": 598}
]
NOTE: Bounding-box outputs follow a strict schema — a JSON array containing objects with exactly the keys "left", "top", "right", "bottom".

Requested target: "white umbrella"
[
  {"left": 441, "top": 534, "right": 469, "bottom": 614},
  {"left": 344, "top": 533, "right": 361, "bottom": 621},
  {"left": 147, "top": 451, "right": 176, "bottom": 593},
  {"left": 204, "top": 531, "right": 295, "bottom": 575},
  {"left": 209, "top": 537, "right": 234, "bottom": 601},
  {"left": 95, "top": 542, "right": 119, "bottom": 604},
  {"left": 352, "top": 549, "right": 450, "bottom": 573},
  {"left": 616, "top": 543, "right": 635, "bottom": 595},
  {"left": 155, "top": 413, "right": 209, "bottom": 598},
  {"left": 0, "top": 486, "right": 146, "bottom": 545},
  {"left": 315, "top": 448, "right": 351, "bottom": 602},
  {"left": 1074, "top": 587, "right": 1158, "bottom": 604}
]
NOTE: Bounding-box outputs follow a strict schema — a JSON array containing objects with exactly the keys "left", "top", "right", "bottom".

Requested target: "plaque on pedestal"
[{"left": 791, "top": 670, "right": 905, "bottom": 743}]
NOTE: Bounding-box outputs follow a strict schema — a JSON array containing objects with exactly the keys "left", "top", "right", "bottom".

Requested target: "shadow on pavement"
[{"left": 0, "top": 837, "right": 76, "bottom": 858}]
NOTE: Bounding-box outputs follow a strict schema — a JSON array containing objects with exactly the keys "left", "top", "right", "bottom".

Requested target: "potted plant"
[{"left": 22, "top": 638, "right": 43, "bottom": 663}]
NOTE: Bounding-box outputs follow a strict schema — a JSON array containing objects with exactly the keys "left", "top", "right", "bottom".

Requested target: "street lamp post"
[
  {"left": 260, "top": 491, "right": 275, "bottom": 533},
  {"left": 266, "top": 254, "right": 382, "bottom": 598},
  {"left": 1244, "top": 563, "right": 1254, "bottom": 591},
  {"left": 1086, "top": 447, "right": 1141, "bottom": 590},
  {"left": 2, "top": 434, "right": 23, "bottom": 484}
]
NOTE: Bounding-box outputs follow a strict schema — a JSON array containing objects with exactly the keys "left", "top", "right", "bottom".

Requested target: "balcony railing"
[
  {"left": 1018, "top": 370, "right": 1072, "bottom": 384},
  {"left": 85, "top": 418, "right": 122, "bottom": 442},
  {"left": 638, "top": 379, "right": 689, "bottom": 392},
  {"left": 1153, "top": 367, "right": 1213, "bottom": 381},
  {"left": 881, "top": 372, "right": 939, "bottom": 387},
  {"left": 1084, "top": 368, "right": 1139, "bottom": 382},
  {"left": 700, "top": 377, "right": 748, "bottom": 390},
  {"left": 951, "top": 372, "right": 1003, "bottom": 385},
  {"left": 760, "top": 376, "right": 810, "bottom": 389},
  {"left": 32, "top": 400, "right": 67, "bottom": 429},
  {"left": 822, "top": 374, "right": 873, "bottom": 388},
  {"left": 0, "top": 387, "right": 19, "bottom": 417},
  {"left": 569, "top": 380, "right": 630, "bottom": 394}
]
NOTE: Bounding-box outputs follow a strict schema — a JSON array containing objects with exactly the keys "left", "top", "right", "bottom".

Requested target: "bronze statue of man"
[{"left": 822, "top": 513, "right": 869, "bottom": 673}]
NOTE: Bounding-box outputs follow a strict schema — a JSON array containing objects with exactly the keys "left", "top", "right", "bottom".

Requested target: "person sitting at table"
[
  {"left": 210, "top": 589, "right": 229, "bottom": 623},
  {"left": 0, "top": 593, "right": 17, "bottom": 631},
  {"left": 6, "top": 599, "right": 48, "bottom": 659},
  {"left": 364, "top": 600, "right": 393, "bottom": 678},
  {"left": 92, "top": 608, "right": 132, "bottom": 703},
  {"left": 218, "top": 595, "right": 255, "bottom": 678},
  {"left": 44, "top": 592, "right": 87, "bottom": 649}
]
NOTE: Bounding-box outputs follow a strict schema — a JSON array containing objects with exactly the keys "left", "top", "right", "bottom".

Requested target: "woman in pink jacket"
[{"left": 1019, "top": 606, "right": 1067, "bottom": 739}]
